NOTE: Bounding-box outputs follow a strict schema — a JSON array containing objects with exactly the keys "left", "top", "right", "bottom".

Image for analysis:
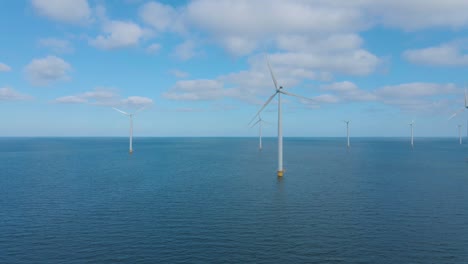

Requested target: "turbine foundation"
[{"left": 277, "top": 170, "right": 284, "bottom": 177}]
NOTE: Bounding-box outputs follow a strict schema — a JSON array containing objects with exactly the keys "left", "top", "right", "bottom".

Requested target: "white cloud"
[
  {"left": 362, "top": 0, "right": 468, "bottom": 31},
  {"left": 146, "top": 43, "right": 161, "bottom": 54},
  {"left": 38, "top": 38, "right": 74, "bottom": 53},
  {"left": 375, "top": 83, "right": 458, "bottom": 98},
  {"left": 55, "top": 88, "right": 118, "bottom": 105},
  {"left": 317, "top": 81, "right": 460, "bottom": 113},
  {"left": 25, "top": 55, "right": 72, "bottom": 86},
  {"left": 0, "top": 87, "right": 31, "bottom": 101},
  {"left": 322, "top": 81, "right": 377, "bottom": 101},
  {"left": 54, "top": 88, "right": 153, "bottom": 108},
  {"left": 170, "top": 69, "right": 189, "bottom": 78},
  {"left": 90, "top": 20, "right": 146, "bottom": 50},
  {"left": 403, "top": 40, "right": 468, "bottom": 66},
  {"left": 121, "top": 96, "right": 153, "bottom": 108},
  {"left": 163, "top": 79, "right": 224, "bottom": 100},
  {"left": 31, "top": 0, "right": 91, "bottom": 24},
  {"left": 0, "top": 63, "right": 11, "bottom": 72},
  {"left": 172, "top": 40, "right": 198, "bottom": 60},
  {"left": 139, "top": 1, "right": 181, "bottom": 32},
  {"left": 54, "top": 95, "right": 88, "bottom": 104}
]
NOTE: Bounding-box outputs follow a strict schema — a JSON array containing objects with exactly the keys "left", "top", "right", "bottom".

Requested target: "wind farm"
[{"left": 2, "top": 1, "right": 468, "bottom": 264}]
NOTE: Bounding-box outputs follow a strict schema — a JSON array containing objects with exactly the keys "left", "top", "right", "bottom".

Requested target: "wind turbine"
[
  {"left": 458, "top": 124, "right": 463, "bottom": 145},
  {"left": 449, "top": 87, "right": 468, "bottom": 138},
  {"left": 251, "top": 115, "right": 271, "bottom": 151},
  {"left": 249, "top": 57, "right": 312, "bottom": 177},
  {"left": 343, "top": 120, "right": 350, "bottom": 148},
  {"left": 409, "top": 120, "right": 415, "bottom": 148},
  {"left": 113, "top": 107, "right": 145, "bottom": 154}
]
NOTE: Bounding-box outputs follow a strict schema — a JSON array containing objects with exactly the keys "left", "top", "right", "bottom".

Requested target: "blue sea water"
[{"left": 0, "top": 137, "right": 467, "bottom": 263}]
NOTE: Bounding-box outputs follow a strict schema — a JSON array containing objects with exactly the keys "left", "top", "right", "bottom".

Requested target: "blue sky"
[{"left": 1, "top": 0, "right": 468, "bottom": 137}]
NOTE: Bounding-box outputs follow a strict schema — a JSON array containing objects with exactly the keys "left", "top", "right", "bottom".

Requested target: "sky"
[{"left": 1, "top": 0, "right": 468, "bottom": 137}]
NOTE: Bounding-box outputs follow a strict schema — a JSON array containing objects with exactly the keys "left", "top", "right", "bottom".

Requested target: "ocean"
[{"left": 1, "top": 137, "right": 467, "bottom": 263}]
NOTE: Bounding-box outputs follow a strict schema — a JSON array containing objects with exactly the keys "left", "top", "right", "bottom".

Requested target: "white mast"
[{"left": 277, "top": 89, "right": 283, "bottom": 176}]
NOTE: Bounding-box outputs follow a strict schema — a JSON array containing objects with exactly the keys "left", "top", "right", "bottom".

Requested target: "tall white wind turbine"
[
  {"left": 251, "top": 115, "right": 271, "bottom": 151},
  {"left": 458, "top": 124, "right": 463, "bottom": 145},
  {"left": 113, "top": 107, "right": 145, "bottom": 154},
  {"left": 449, "top": 87, "right": 468, "bottom": 138},
  {"left": 249, "top": 57, "right": 312, "bottom": 177},
  {"left": 343, "top": 120, "right": 350, "bottom": 148},
  {"left": 409, "top": 120, "right": 415, "bottom": 148}
]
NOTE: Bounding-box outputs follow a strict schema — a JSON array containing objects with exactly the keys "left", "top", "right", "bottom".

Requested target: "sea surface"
[{"left": 1, "top": 137, "right": 467, "bottom": 263}]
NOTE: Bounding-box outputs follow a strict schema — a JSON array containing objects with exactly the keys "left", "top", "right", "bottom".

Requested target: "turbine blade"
[
  {"left": 250, "top": 119, "right": 261, "bottom": 128},
  {"left": 449, "top": 108, "right": 466, "bottom": 120},
  {"left": 266, "top": 56, "right": 279, "bottom": 91},
  {"left": 249, "top": 92, "right": 277, "bottom": 125},
  {"left": 465, "top": 88, "right": 467, "bottom": 107},
  {"left": 280, "top": 90, "right": 313, "bottom": 101},
  {"left": 113, "top": 107, "right": 129, "bottom": 116}
]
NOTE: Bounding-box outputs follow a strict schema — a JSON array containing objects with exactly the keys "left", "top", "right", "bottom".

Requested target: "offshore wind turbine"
[
  {"left": 251, "top": 115, "right": 270, "bottom": 151},
  {"left": 409, "top": 120, "right": 415, "bottom": 148},
  {"left": 343, "top": 120, "right": 350, "bottom": 148},
  {"left": 249, "top": 57, "right": 312, "bottom": 177},
  {"left": 458, "top": 124, "right": 463, "bottom": 145},
  {"left": 449, "top": 87, "right": 468, "bottom": 138},
  {"left": 113, "top": 107, "right": 145, "bottom": 154}
]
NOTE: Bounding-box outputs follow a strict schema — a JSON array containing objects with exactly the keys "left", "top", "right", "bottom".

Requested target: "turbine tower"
[
  {"left": 458, "top": 124, "right": 463, "bottom": 145},
  {"left": 449, "top": 87, "right": 468, "bottom": 138},
  {"left": 251, "top": 115, "right": 270, "bottom": 151},
  {"left": 113, "top": 107, "right": 145, "bottom": 154},
  {"left": 409, "top": 120, "right": 415, "bottom": 148},
  {"left": 249, "top": 57, "right": 312, "bottom": 177},
  {"left": 343, "top": 120, "right": 350, "bottom": 148}
]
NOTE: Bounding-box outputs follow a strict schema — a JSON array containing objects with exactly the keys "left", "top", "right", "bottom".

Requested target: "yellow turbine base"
[
  {"left": 129, "top": 150, "right": 133, "bottom": 154},
  {"left": 277, "top": 170, "right": 284, "bottom": 177}
]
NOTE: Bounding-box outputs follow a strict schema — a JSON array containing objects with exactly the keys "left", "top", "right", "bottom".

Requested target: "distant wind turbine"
[
  {"left": 343, "top": 120, "right": 350, "bottom": 148},
  {"left": 449, "top": 87, "right": 468, "bottom": 138},
  {"left": 113, "top": 107, "right": 145, "bottom": 154},
  {"left": 251, "top": 116, "right": 270, "bottom": 151},
  {"left": 249, "top": 56, "right": 312, "bottom": 177},
  {"left": 409, "top": 120, "right": 415, "bottom": 148},
  {"left": 458, "top": 124, "right": 463, "bottom": 145}
]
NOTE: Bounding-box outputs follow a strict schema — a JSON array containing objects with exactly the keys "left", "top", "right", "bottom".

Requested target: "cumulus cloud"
[
  {"left": 54, "top": 88, "right": 153, "bottom": 108},
  {"left": 163, "top": 80, "right": 224, "bottom": 100},
  {"left": 90, "top": 20, "right": 146, "bottom": 50},
  {"left": 170, "top": 69, "right": 189, "bottom": 78},
  {"left": 183, "top": 0, "right": 367, "bottom": 56},
  {"left": 146, "top": 43, "right": 161, "bottom": 54},
  {"left": 362, "top": 0, "right": 468, "bottom": 31},
  {"left": 139, "top": 1, "right": 182, "bottom": 32},
  {"left": 31, "top": 0, "right": 91, "bottom": 24},
  {"left": 0, "top": 63, "right": 11, "bottom": 72},
  {"left": 0, "top": 87, "right": 31, "bottom": 101},
  {"left": 403, "top": 40, "right": 468, "bottom": 66},
  {"left": 172, "top": 40, "right": 198, "bottom": 60},
  {"left": 38, "top": 38, "right": 74, "bottom": 54},
  {"left": 317, "top": 81, "right": 460, "bottom": 113},
  {"left": 54, "top": 95, "right": 88, "bottom": 104},
  {"left": 121, "top": 96, "right": 153, "bottom": 108},
  {"left": 322, "top": 81, "right": 377, "bottom": 101},
  {"left": 25, "top": 55, "right": 72, "bottom": 86}
]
